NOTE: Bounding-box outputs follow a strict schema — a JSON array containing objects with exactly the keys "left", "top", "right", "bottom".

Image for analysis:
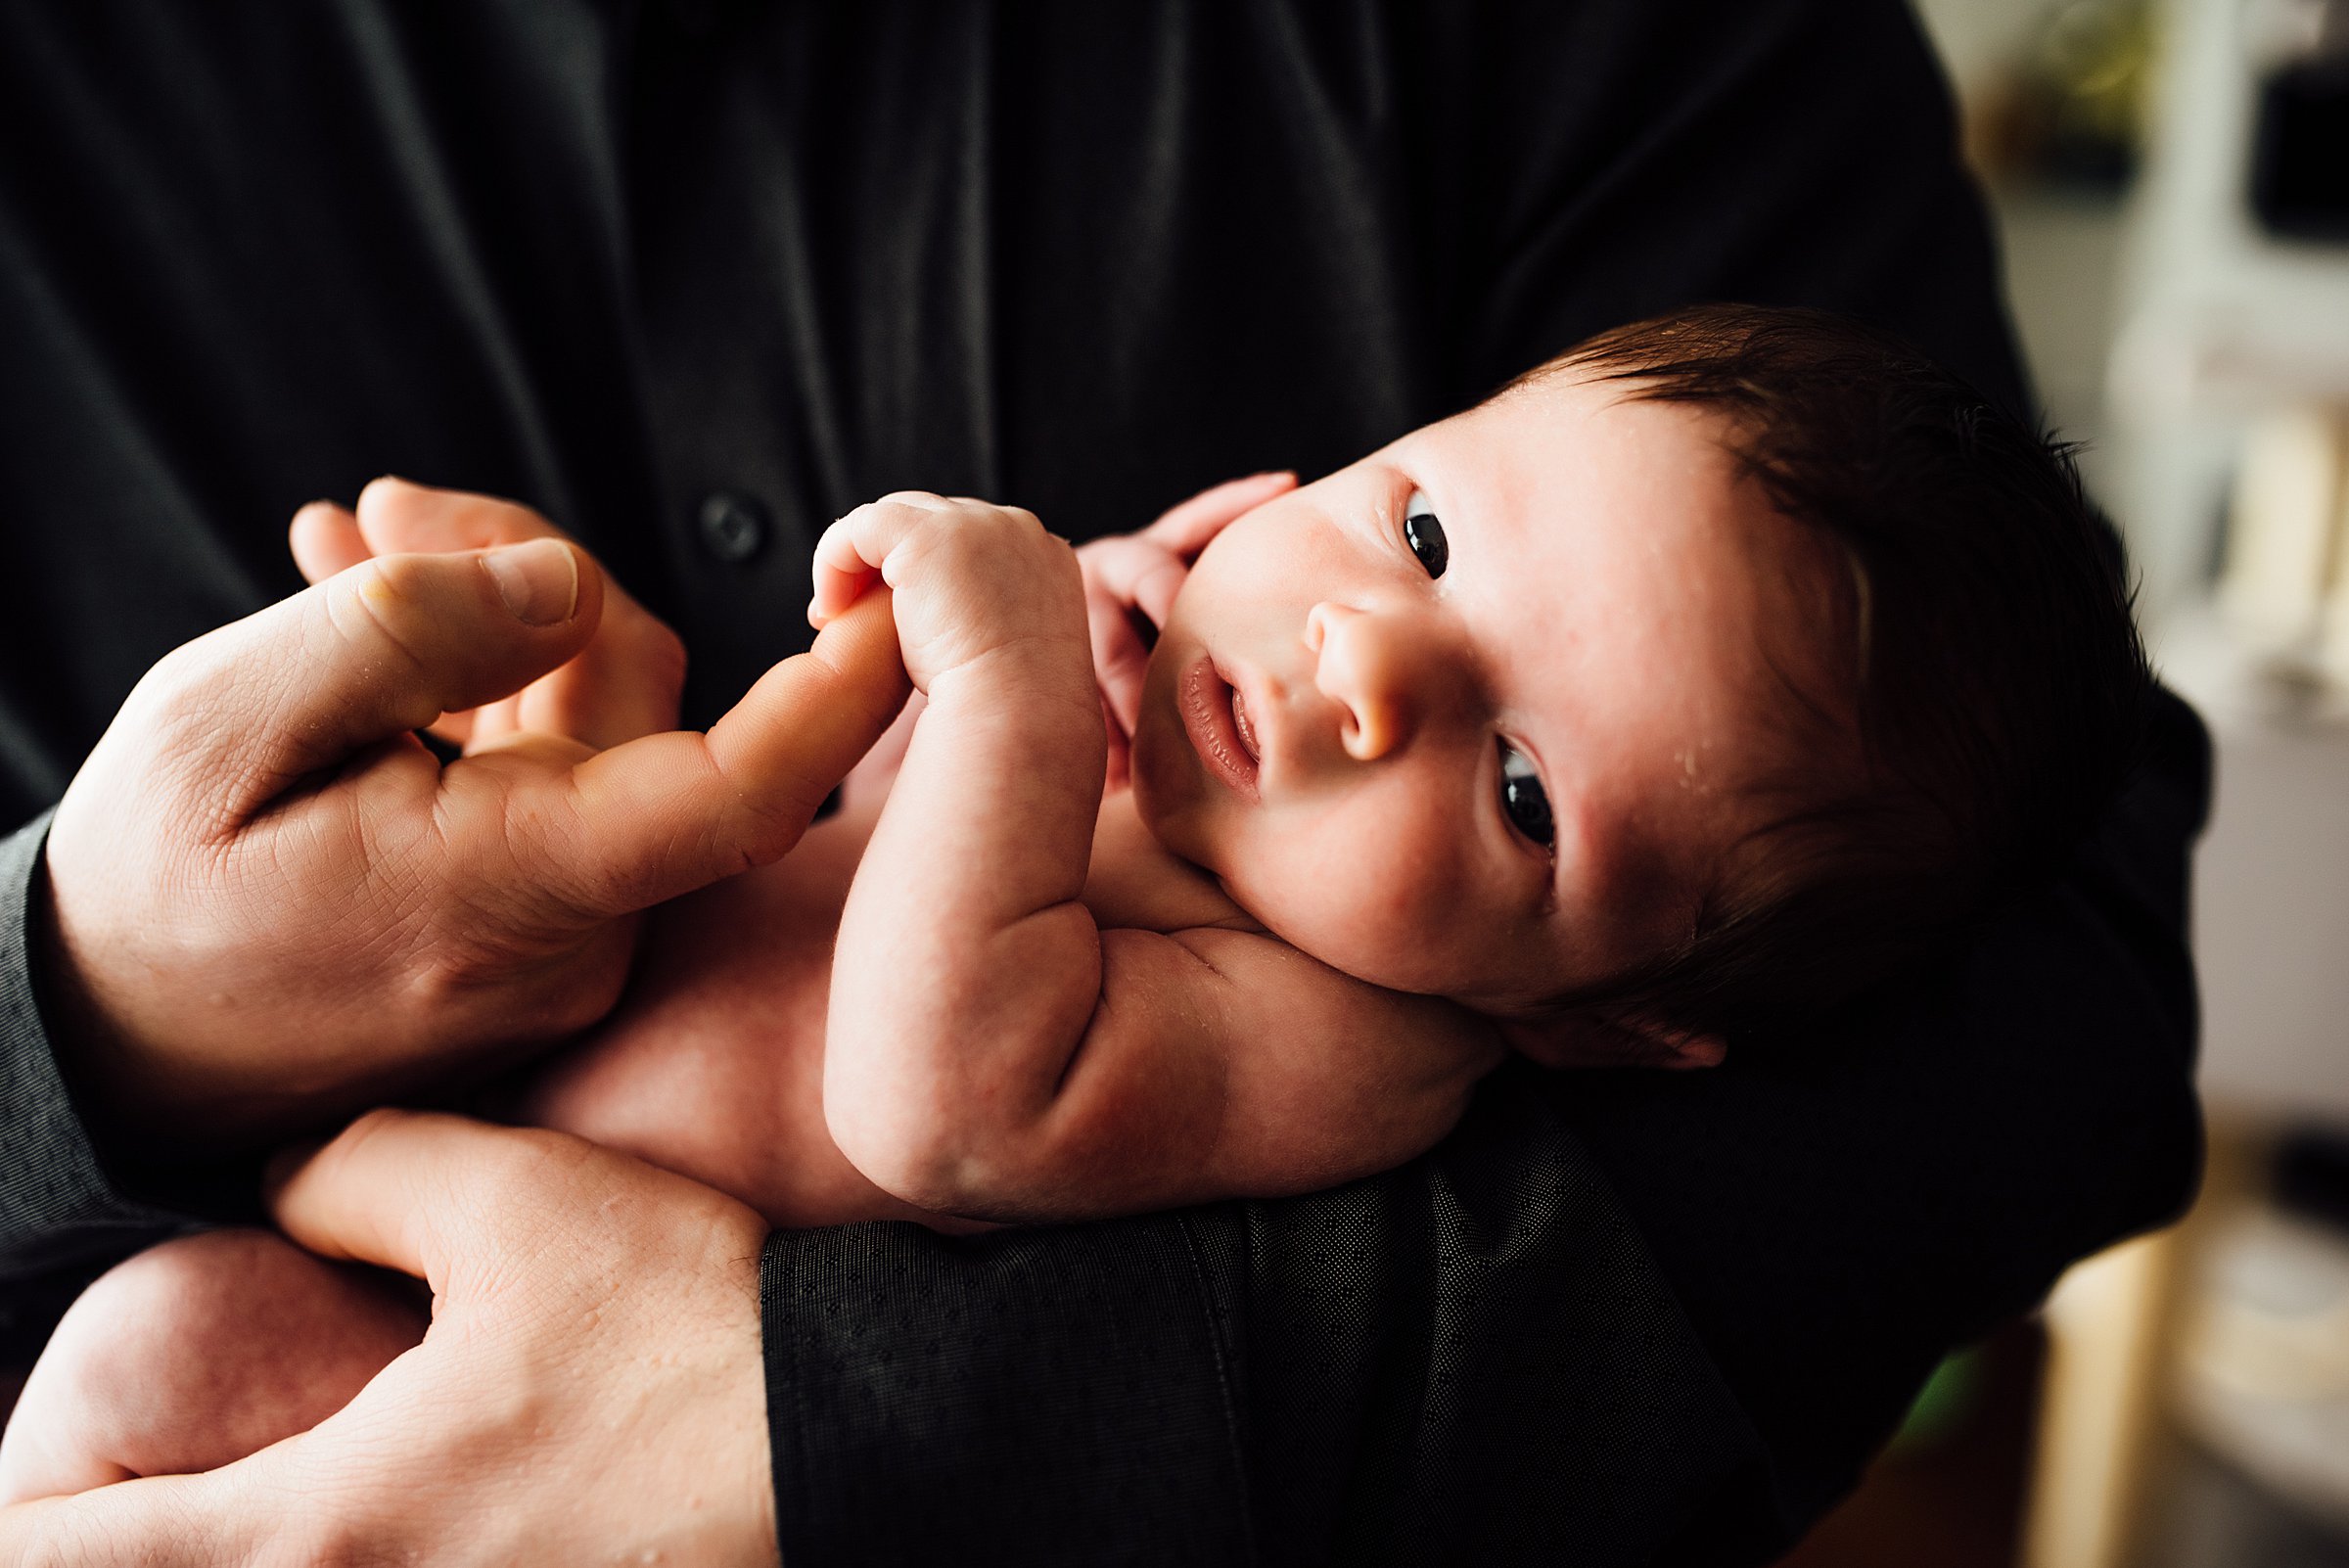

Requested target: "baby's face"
[{"left": 1129, "top": 369, "right": 1835, "bottom": 1018}]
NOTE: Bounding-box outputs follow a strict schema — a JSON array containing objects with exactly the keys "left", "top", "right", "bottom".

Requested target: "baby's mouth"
[
  {"left": 1229, "top": 685, "right": 1262, "bottom": 763},
  {"left": 1178, "top": 656, "right": 1261, "bottom": 799}
]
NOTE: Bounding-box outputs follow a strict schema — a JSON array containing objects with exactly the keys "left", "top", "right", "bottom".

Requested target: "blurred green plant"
[
  {"left": 1977, "top": 0, "right": 2156, "bottom": 191},
  {"left": 1890, "top": 1344, "right": 1986, "bottom": 1454}
]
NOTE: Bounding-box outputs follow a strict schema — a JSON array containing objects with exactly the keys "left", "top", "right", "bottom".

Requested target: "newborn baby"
[{"left": 0, "top": 303, "right": 2149, "bottom": 1499}]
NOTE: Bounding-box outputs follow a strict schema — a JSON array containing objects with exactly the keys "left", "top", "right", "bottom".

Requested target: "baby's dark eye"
[
  {"left": 1404, "top": 488, "right": 1448, "bottom": 578},
  {"left": 1498, "top": 740, "right": 1554, "bottom": 849}
]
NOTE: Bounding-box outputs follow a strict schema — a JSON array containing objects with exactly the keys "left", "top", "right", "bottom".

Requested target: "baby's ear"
[{"left": 1498, "top": 1010, "right": 1726, "bottom": 1072}]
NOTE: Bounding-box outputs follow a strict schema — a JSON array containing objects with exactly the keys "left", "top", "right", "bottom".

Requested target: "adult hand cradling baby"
[
  {"left": 0, "top": 1109, "right": 779, "bottom": 1566},
  {"left": 38, "top": 478, "right": 907, "bottom": 1152}
]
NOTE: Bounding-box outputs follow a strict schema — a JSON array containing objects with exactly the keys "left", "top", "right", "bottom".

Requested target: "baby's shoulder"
[{"left": 1082, "top": 790, "right": 1261, "bottom": 935}]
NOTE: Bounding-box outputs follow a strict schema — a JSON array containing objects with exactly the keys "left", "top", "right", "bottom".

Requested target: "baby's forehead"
[
  {"left": 1431, "top": 379, "right": 1858, "bottom": 956},
  {"left": 1427, "top": 385, "right": 1790, "bottom": 634}
]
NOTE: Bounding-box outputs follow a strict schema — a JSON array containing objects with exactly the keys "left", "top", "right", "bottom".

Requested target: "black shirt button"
[{"left": 697, "top": 491, "right": 769, "bottom": 565}]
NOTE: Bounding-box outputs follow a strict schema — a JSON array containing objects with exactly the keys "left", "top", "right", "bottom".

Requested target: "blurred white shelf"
[{"left": 2162, "top": 604, "right": 2349, "bottom": 1125}]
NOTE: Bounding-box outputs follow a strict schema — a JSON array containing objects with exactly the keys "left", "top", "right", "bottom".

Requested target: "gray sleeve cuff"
[{"left": 0, "top": 811, "right": 184, "bottom": 1275}]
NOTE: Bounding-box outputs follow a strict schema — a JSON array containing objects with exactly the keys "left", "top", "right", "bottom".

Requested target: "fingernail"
[{"left": 484, "top": 537, "right": 579, "bottom": 625}]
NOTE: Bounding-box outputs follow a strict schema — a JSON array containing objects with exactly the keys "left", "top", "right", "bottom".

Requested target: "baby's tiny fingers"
[
  {"left": 1085, "top": 582, "right": 1152, "bottom": 737},
  {"left": 808, "top": 514, "right": 886, "bottom": 626},
  {"left": 1141, "top": 471, "right": 1297, "bottom": 555},
  {"left": 873, "top": 489, "right": 956, "bottom": 514},
  {"left": 1080, "top": 536, "right": 1190, "bottom": 645},
  {"left": 1128, "top": 552, "right": 1189, "bottom": 632}
]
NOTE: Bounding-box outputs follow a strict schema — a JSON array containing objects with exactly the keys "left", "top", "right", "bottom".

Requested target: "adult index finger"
[{"left": 523, "top": 588, "right": 911, "bottom": 918}]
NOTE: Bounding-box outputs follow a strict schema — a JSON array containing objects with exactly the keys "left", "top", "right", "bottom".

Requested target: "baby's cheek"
[{"left": 1239, "top": 815, "right": 1471, "bottom": 993}]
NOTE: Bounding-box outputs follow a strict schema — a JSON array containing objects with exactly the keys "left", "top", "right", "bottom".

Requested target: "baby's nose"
[{"left": 1306, "top": 601, "right": 1429, "bottom": 762}]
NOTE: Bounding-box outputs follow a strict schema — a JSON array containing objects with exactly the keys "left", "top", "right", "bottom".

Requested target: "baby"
[{"left": 0, "top": 303, "right": 2150, "bottom": 1499}]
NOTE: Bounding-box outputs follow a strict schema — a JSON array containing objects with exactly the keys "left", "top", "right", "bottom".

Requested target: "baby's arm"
[
  {"left": 900, "top": 919, "right": 1505, "bottom": 1221},
  {"left": 815, "top": 494, "right": 1501, "bottom": 1223}
]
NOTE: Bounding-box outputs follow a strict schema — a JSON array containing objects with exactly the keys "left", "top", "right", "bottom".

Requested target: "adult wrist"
[
  {"left": 19, "top": 828, "right": 265, "bottom": 1218},
  {"left": 0, "top": 816, "right": 217, "bottom": 1277}
]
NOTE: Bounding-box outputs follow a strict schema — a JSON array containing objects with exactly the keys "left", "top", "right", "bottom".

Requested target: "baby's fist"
[{"left": 811, "top": 492, "right": 1086, "bottom": 692}]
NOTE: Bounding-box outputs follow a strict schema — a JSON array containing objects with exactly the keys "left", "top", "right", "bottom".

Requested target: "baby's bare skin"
[
  {"left": 522, "top": 775, "right": 1276, "bottom": 1229},
  {"left": 529, "top": 643, "right": 1512, "bottom": 1228}
]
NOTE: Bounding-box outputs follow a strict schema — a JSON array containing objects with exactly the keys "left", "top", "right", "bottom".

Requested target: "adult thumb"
[{"left": 135, "top": 540, "right": 607, "bottom": 818}]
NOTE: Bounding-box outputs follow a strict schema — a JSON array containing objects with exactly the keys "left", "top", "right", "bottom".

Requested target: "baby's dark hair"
[{"left": 1523, "top": 302, "right": 2151, "bottom": 1046}]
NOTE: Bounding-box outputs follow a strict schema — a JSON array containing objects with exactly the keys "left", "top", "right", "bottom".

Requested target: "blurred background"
[{"left": 1781, "top": 2, "right": 2349, "bottom": 1563}]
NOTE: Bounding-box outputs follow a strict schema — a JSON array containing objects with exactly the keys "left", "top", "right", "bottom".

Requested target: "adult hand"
[
  {"left": 284, "top": 478, "right": 690, "bottom": 753},
  {"left": 0, "top": 1110, "right": 779, "bottom": 1566},
  {"left": 42, "top": 481, "right": 909, "bottom": 1148},
  {"left": 1079, "top": 471, "right": 1293, "bottom": 788}
]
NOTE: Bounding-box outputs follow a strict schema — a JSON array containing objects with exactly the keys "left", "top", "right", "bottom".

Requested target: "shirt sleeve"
[{"left": 760, "top": 1092, "right": 1772, "bottom": 1566}]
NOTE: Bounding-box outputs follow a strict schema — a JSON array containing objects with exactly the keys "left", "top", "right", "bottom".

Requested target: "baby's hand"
[
  {"left": 1078, "top": 472, "right": 1295, "bottom": 786},
  {"left": 810, "top": 492, "right": 1087, "bottom": 692}
]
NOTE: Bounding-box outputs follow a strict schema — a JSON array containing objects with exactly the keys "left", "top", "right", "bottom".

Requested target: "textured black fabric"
[
  {"left": 762, "top": 1215, "right": 1254, "bottom": 1564},
  {"left": 764, "top": 1084, "right": 1764, "bottom": 1567},
  {"left": 0, "top": 3, "right": 2204, "bottom": 1562}
]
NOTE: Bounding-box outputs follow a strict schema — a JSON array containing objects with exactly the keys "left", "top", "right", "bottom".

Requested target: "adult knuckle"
[
  {"left": 488, "top": 1124, "right": 600, "bottom": 1196},
  {"left": 1047, "top": 538, "right": 1085, "bottom": 591},
  {"left": 122, "top": 638, "right": 234, "bottom": 753},
  {"left": 134, "top": 637, "right": 208, "bottom": 707},
  {"left": 278, "top": 1508, "right": 367, "bottom": 1568},
  {"left": 718, "top": 786, "right": 811, "bottom": 870}
]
